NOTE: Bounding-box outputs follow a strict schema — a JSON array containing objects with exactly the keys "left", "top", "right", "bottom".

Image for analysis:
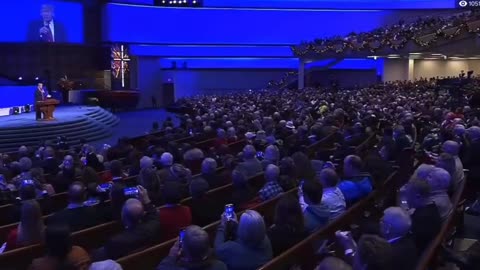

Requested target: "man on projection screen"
[{"left": 27, "top": 4, "right": 67, "bottom": 43}]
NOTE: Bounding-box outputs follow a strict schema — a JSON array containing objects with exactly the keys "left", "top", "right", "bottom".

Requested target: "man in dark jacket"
[
  {"left": 39, "top": 147, "right": 60, "bottom": 175},
  {"left": 380, "top": 207, "right": 418, "bottom": 270},
  {"left": 157, "top": 225, "right": 227, "bottom": 270},
  {"left": 46, "top": 181, "right": 106, "bottom": 231}
]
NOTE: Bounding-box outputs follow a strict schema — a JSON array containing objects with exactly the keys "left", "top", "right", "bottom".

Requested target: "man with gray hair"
[
  {"left": 426, "top": 167, "right": 453, "bottom": 220},
  {"left": 140, "top": 156, "right": 153, "bottom": 170},
  {"left": 441, "top": 140, "right": 465, "bottom": 191},
  {"left": 379, "top": 207, "right": 418, "bottom": 270},
  {"left": 158, "top": 225, "right": 227, "bottom": 270},
  {"left": 200, "top": 158, "right": 222, "bottom": 188},
  {"left": 236, "top": 145, "right": 262, "bottom": 178},
  {"left": 18, "top": 145, "right": 29, "bottom": 159},
  {"left": 258, "top": 165, "right": 283, "bottom": 202}
]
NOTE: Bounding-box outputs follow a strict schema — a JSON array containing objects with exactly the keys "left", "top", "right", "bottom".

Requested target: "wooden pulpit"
[{"left": 36, "top": 99, "right": 60, "bottom": 120}]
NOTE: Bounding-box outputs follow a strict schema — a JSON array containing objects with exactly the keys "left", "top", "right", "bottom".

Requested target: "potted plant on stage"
[{"left": 57, "top": 75, "right": 74, "bottom": 104}]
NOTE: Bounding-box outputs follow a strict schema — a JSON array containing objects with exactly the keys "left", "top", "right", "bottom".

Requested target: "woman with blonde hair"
[
  {"left": 5, "top": 200, "right": 44, "bottom": 251},
  {"left": 214, "top": 210, "right": 272, "bottom": 270}
]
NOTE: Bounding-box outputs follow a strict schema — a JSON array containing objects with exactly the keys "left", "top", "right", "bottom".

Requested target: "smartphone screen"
[
  {"left": 179, "top": 229, "right": 186, "bottom": 244},
  {"left": 124, "top": 187, "right": 139, "bottom": 197},
  {"left": 225, "top": 204, "right": 234, "bottom": 219},
  {"left": 99, "top": 183, "right": 111, "bottom": 190},
  {"left": 22, "top": 179, "right": 35, "bottom": 186}
]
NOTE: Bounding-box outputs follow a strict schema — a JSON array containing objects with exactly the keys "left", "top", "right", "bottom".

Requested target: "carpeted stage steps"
[{"left": 0, "top": 107, "right": 119, "bottom": 152}]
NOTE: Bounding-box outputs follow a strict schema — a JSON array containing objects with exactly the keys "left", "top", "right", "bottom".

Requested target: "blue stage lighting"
[{"left": 18, "top": 77, "right": 22, "bottom": 81}]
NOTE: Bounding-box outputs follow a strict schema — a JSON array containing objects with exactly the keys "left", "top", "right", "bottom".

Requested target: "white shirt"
[
  {"left": 299, "top": 186, "right": 346, "bottom": 219},
  {"left": 44, "top": 20, "right": 55, "bottom": 42}
]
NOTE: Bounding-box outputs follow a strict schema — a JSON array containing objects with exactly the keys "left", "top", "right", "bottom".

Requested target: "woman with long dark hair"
[
  {"left": 5, "top": 200, "right": 45, "bottom": 251},
  {"left": 267, "top": 194, "right": 307, "bottom": 256},
  {"left": 30, "top": 224, "right": 91, "bottom": 270}
]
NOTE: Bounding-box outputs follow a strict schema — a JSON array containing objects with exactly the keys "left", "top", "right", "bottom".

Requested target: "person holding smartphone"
[
  {"left": 95, "top": 185, "right": 161, "bottom": 260},
  {"left": 157, "top": 225, "right": 227, "bottom": 270},
  {"left": 214, "top": 210, "right": 272, "bottom": 270}
]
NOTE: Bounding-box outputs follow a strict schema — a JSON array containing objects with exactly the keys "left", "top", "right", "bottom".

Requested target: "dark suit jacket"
[
  {"left": 191, "top": 197, "right": 222, "bottom": 227},
  {"left": 41, "top": 158, "right": 60, "bottom": 175},
  {"left": 390, "top": 236, "right": 418, "bottom": 270},
  {"left": 46, "top": 205, "right": 107, "bottom": 232},
  {"left": 103, "top": 203, "right": 161, "bottom": 259},
  {"left": 34, "top": 89, "right": 45, "bottom": 103},
  {"left": 27, "top": 20, "right": 67, "bottom": 43}
]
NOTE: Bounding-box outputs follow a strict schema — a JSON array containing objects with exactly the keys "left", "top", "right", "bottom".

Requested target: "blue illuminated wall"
[
  {"left": 0, "top": 86, "right": 35, "bottom": 108},
  {"left": 104, "top": 4, "right": 399, "bottom": 44},
  {"left": 3, "top": 0, "right": 84, "bottom": 43},
  {"left": 110, "top": 0, "right": 154, "bottom": 4},
  {"left": 204, "top": 0, "right": 454, "bottom": 9}
]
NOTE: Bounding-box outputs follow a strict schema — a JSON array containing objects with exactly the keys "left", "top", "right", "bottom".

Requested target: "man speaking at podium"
[{"left": 35, "top": 83, "right": 47, "bottom": 120}]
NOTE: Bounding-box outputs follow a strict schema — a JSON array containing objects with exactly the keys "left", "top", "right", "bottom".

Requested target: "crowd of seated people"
[
  {"left": 0, "top": 74, "right": 479, "bottom": 270},
  {"left": 293, "top": 10, "right": 480, "bottom": 57}
]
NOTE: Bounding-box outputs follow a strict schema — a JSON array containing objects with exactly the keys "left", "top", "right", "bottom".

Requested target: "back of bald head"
[
  {"left": 320, "top": 168, "right": 339, "bottom": 187},
  {"left": 442, "top": 140, "right": 460, "bottom": 156},
  {"left": 265, "top": 164, "right": 280, "bottom": 182},
  {"left": 316, "top": 257, "right": 351, "bottom": 270},
  {"left": 68, "top": 181, "right": 85, "bottom": 204},
  {"left": 345, "top": 155, "right": 362, "bottom": 170},
  {"left": 183, "top": 225, "right": 211, "bottom": 261},
  {"left": 243, "top": 145, "right": 256, "bottom": 159},
  {"left": 122, "top": 198, "right": 144, "bottom": 228},
  {"left": 383, "top": 207, "right": 412, "bottom": 237}
]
